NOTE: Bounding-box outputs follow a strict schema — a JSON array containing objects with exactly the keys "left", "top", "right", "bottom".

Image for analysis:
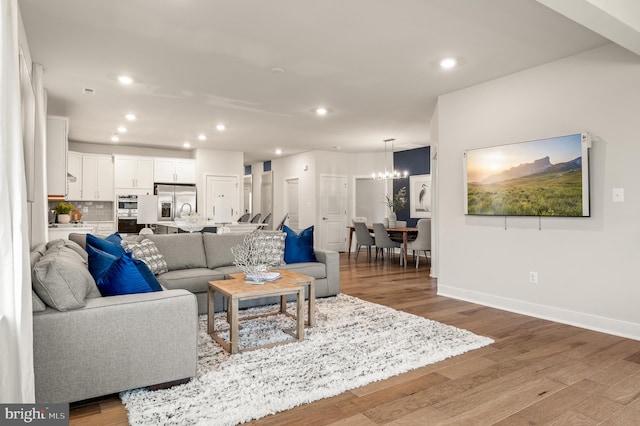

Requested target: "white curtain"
[
  {"left": 0, "top": 0, "right": 36, "bottom": 403},
  {"left": 31, "top": 63, "right": 48, "bottom": 246}
]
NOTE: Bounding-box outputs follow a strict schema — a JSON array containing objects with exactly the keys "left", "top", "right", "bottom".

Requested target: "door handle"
[{"left": 322, "top": 217, "right": 328, "bottom": 220}]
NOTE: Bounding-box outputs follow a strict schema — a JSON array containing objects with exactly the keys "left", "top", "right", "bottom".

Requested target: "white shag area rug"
[{"left": 121, "top": 294, "right": 493, "bottom": 425}]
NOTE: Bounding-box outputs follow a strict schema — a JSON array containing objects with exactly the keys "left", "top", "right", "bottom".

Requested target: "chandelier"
[{"left": 372, "top": 138, "right": 408, "bottom": 180}]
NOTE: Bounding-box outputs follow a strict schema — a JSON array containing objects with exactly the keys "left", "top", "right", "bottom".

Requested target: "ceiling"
[{"left": 18, "top": 0, "right": 625, "bottom": 164}]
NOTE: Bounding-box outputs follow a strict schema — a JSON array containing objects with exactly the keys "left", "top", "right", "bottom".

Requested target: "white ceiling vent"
[{"left": 82, "top": 87, "right": 95, "bottom": 95}]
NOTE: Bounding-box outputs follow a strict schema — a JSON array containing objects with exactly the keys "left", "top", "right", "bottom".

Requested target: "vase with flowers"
[
  {"left": 54, "top": 201, "right": 74, "bottom": 224},
  {"left": 384, "top": 187, "right": 406, "bottom": 228}
]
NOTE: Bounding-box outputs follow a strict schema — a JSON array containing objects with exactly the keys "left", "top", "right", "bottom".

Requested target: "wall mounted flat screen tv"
[{"left": 463, "top": 133, "right": 590, "bottom": 217}]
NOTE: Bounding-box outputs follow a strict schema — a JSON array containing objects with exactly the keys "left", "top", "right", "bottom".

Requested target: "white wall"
[
  {"left": 436, "top": 44, "right": 640, "bottom": 339},
  {"left": 69, "top": 141, "right": 192, "bottom": 159}
]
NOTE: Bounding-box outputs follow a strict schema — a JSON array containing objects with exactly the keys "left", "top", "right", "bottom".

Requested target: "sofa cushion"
[
  {"left": 32, "top": 290, "right": 46, "bottom": 312},
  {"left": 121, "top": 239, "right": 169, "bottom": 275},
  {"left": 156, "top": 268, "right": 225, "bottom": 293},
  {"left": 32, "top": 245, "right": 101, "bottom": 311},
  {"left": 145, "top": 233, "right": 207, "bottom": 271},
  {"left": 96, "top": 252, "right": 163, "bottom": 296},
  {"left": 283, "top": 225, "right": 317, "bottom": 263},
  {"left": 202, "top": 233, "right": 246, "bottom": 269},
  {"left": 46, "top": 238, "right": 88, "bottom": 263},
  {"left": 276, "top": 262, "right": 327, "bottom": 280}
]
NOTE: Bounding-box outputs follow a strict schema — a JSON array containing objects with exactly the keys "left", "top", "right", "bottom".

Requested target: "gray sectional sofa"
[{"left": 31, "top": 231, "right": 340, "bottom": 404}]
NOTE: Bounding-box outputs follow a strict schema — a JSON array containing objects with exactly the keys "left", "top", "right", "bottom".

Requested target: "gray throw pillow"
[
  {"left": 32, "top": 245, "right": 101, "bottom": 311},
  {"left": 121, "top": 239, "right": 169, "bottom": 275},
  {"left": 46, "top": 238, "right": 88, "bottom": 263}
]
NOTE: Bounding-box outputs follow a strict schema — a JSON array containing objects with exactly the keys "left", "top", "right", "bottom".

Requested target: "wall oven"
[{"left": 117, "top": 195, "right": 145, "bottom": 233}]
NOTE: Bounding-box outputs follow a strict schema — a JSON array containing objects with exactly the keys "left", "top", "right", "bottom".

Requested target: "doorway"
[
  {"left": 285, "top": 178, "right": 299, "bottom": 230},
  {"left": 319, "top": 175, "right": 347, "bottom": 252}
]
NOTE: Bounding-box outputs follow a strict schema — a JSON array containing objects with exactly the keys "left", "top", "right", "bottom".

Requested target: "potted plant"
[
  {"left": 54, "top": 201, "right": 74, "bottom": 224},
  {"left": 384, "top": 187, "right": 406, "bottom": 227}
]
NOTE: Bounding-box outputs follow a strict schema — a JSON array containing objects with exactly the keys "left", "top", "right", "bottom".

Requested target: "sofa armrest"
[
  {"left": 33, "top": 289, "right": 198, "bottom": 403},
  {"left": 314, "top": 249, "right": 340, "bottom": 293}
]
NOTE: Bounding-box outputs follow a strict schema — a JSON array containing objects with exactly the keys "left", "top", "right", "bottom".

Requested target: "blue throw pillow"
[
  {"left": 87, "top": 244, "right": 120, "bottom": 281},
  {"left": 104, "top": 231, "right": 123, "bottom": 245},
  {"left": 86, "top": 233, "right": 124, "bottom": 257},
  {"left": 96, "top": 252, "right": 162, "bottom": 296},
  {"left": 283, "top": 225, "right": 317, "bottom": 264}
]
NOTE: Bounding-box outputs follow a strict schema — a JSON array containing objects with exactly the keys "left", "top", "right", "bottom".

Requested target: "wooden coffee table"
[{"left": 207, "top": 270, "right": 316, "bottom": 354}]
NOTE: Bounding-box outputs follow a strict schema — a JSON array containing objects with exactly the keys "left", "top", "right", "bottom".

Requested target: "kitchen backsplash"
[{"left": 49, "top": 200, "right": 114, "bottom": 221}]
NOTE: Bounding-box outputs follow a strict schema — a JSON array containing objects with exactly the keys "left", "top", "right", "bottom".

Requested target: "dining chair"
[
  {"left": 406, "top": 218, "right": 431, "bottom": 268},
  {"left": 261, "top": 213, "right": 272, "bottom": 224},
  {"left": 353, "top": 221, "right": 375, "bottom": 261},
  {"left": 373, "top": 223, "right": 402, "bottom": 264},
  {"left": 237, "top": 213, "right": 250, "bottom": 223},
  {"left": 249, "top": 213, "right": 262, "bottom": 223},
  {"left": 275, "top": 213, "right": 288, "bottom": 230}
]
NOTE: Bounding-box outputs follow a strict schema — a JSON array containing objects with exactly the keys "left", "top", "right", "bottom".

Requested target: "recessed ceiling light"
[
  {"left": 198, "top": 134, "right": 207, "bottom": 141},
  {"left": 216, "top": 124, "right": 226, "bottom": 131},
  {"left": 270, "top": 67, "right": 285, "bottom": 74},
  {"left": 275, "top": 149, "right": 283, "bottom": 155},
  {"left": 333, "top": 146, "right": 342, "bottom": 150},
  {"left": 183, "top": 142, "right": 191, "bottom": 148},
  {"left": 125, "top": 113, "right": 136, "bottom": 121},
  {"left": 117, "top": 126, "right": 127, "bottom": 133},
  {"left": 315, "top": 107, "right": 328, "bottom": 116},
  {"left": 118, "top": 75, "right": 133, "bottom": 85},
  {"left": 439, "top": 57, "right": 457, "bottom": 69},
  {"left": 110, "top": 133, "right": 119, "bottom": 142}
]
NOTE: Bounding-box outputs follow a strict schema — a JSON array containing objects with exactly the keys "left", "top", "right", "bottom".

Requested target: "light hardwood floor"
[{"left": 69, "top": 253, "right": 640, "bottom": 425}]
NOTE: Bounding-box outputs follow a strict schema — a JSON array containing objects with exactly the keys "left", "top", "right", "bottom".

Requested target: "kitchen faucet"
[{"left": 179, "top": 203, "right": 193, "bottom": 217}]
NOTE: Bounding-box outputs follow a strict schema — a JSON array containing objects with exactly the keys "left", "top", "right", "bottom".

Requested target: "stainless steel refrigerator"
[{"left": 155, "top": 184, "right": 197, "bottom": 221}]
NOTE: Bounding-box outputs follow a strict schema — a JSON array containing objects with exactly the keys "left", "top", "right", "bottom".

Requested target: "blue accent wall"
[
  {"left": 393, "top": 147, "right": 430, "bottom": 227},
  {"left": 244, "top": 165, "right": 251, "bottom": 175},
  {"left": 263, "top": 161, "right": 271, "bottom": 172}
]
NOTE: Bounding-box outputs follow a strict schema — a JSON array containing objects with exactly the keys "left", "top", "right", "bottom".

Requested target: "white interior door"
[
  {"left": 205, "top": 175, "right": 238, "bottom": 222},
  {"left": 319, "top": 175, "right": 347, "bottom": 252},
  {"left": 285, "top": 178, "right": 299, "bottom": 230}
]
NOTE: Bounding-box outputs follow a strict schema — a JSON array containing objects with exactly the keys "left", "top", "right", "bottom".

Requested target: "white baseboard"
[{"left": 438, "top": 284, "right": 640, "bottom": 341}]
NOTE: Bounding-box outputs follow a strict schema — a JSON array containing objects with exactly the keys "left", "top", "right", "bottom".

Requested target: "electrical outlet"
[
  {"left": 82, "top": 207, "right": 89, "bottom": 213},
  {"left": 529, "top": 271, "right": 538, "bottom": 284}
]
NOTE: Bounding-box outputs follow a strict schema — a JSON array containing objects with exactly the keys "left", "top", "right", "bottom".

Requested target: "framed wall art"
[{"left": 410, "top": 174, "right": 431, "bottom": 218}]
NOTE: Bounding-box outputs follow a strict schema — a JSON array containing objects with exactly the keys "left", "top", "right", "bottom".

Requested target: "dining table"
[{"left": 347, "top": 224, "right": 418, "bottom": 267}]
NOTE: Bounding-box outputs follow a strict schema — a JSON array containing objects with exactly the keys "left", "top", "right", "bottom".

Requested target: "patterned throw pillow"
[
  {"left": 121, "top": 239, "right": 169, "bottom": 275},
  {"left": 255, "top": 232, "right": 286, "bottom": 266}
]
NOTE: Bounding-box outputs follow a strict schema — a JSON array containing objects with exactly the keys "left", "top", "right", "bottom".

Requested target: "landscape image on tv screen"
[{"left": 464, "top": 133, "right": 590, "bottom": 217}]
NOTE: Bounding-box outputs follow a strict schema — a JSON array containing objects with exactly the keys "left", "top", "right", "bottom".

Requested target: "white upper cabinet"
[
  {"left": 81, "top": 154, "right": 114, "bottom": 201},
  {"left": 154, "top": 158, "right": 196, "bottom": 184},
  {"left": 67, "top": 151, "right": 82, "bottom": 200},
  {"left": 46, "top": 116, "right": 69, "bottom": 197},
  {"left": 66, "top": 152, "right": 114, "bottom": 201},
  {"left": 114, "top": 155, "right": 154, "bottom": 190}
]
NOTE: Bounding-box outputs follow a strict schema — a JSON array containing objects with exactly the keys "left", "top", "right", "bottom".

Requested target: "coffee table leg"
[
  {"left": 296, "top": 288, "right": 304, "bottom": 341},
  {"left": 207, "top": 287, "right": 214, "bottom": 334},
  {"left": 308, "top": 278, "right": 316, "bottom": 327},
  {"left": 280, "top": 294, "right": 287, "bottom": 314},
  {"left": 229, "top": 297, "right": 239, "bottom": 354}
]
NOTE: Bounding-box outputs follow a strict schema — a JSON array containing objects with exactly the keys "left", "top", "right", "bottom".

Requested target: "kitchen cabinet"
[
  {"left": 46, "top": 116, "right": 69, "bottom": 198},
  {"left": 154, "top": 158, "right": 196, "bottom": 184},
  {"left": 114, "top": 155, "right": 154, "bottom": 191},
  {"left": 66, "top": 152, "right": 114, "bottom": 201},
  {"left": 84, "top": 221, "right": 115, "bottom": 236},
  {"left": 67, "top": 151, "right": 82, "bottom": 200},
  {"left": 82, "top": 154, "right": 114, "bottom": 201}
]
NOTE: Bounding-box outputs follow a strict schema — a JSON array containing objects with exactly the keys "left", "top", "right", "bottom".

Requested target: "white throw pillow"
[{"left": 121, "top": 239, "right": 169, "bottom": 275}]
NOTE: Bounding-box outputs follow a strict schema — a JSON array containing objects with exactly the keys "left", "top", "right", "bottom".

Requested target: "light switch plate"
[{"left": 612, "top": 188, "right": 624, "bottom": 202}]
